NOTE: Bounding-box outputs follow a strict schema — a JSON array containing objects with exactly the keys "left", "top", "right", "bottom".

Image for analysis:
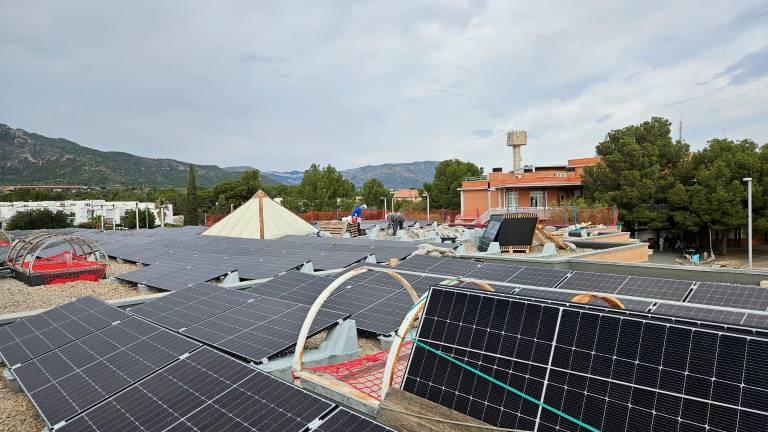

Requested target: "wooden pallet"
[{"left": 319, "top": 221, "right": 359, "bottom": 238}]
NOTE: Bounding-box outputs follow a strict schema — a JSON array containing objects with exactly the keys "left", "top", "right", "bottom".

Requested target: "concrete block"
[{"left": 4, "top": 368, "right": 22, "bottom": 393}]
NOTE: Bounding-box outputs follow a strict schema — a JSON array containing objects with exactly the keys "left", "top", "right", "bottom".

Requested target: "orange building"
[
  {"left": 459, "top": 157, "right": 600, "bottom": 218},
  {"left": 393, "top": 189, "right": 422, "bottom": 202}
]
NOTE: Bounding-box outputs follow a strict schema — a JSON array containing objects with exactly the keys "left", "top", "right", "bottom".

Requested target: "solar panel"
[
  {"left": 615, "top": 276, "right": 694, "bottom": 302},
  {"left": 0, "top": 296, "right": 128, "bottom": 367},
  {"left": 425, "top": 258, "right": 482, "bottom": 277},
  {"left": 741, "top": 313, "right": 768, "bottom": 330},
  {"left": 114, "top": 262, "right": 181, "bottom": 285},
  {"left": 246, "top": 272, "right": 334, "bottom": 306},
  {"left": 394, "top": 255, "right": 445, "bottom": 272},
  {"left": 687, "top": 282, "right": 768, "bottom": 311},
  {"left": 507, "top": 267, "right": 570, "bottom": 288},
  {"left": 181, "top": 297, "right": 348, "bottom": 363},
  {"left": 314, "top": 408, "right": 395, "bottom": 432},
  {"left": 56, "top": 347, "right": 335, "bottom": 432},
  {"left": 514, "top": 288, "right": 654, "bottom": 312},
  {"left": 13, "top": 317, "right": 200, "bottom": 426},
  {"left": 127, "top": 283, "right": 257, "bottom": 331},
  {"left": 403, "top": 286, "right": 768, "bottom": 432},
  {"left": 141, "top": 264, "right": 235, "bottom": 291},
  {"left": 464, "top": 262, "right": 524, "bottom": 283},
  {"left": 557, "top": 271, "right": 629, "bottom": 294},
  {"left": 652, "top": 303, "right": 748, "bottom": 326},
  {"left": 352, "top": 290, "right": 417, "bottom": 335}
]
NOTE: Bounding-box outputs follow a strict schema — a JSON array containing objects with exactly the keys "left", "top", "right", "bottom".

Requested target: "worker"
[
  {"left": 350, "top": 204, "right": 367, "bottom": 222},
  {"left": 387, "top": 211, "right": 405, "bottom": 235}
]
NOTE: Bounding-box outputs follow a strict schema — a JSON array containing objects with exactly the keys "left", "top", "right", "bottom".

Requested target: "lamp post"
[
  {"left": 381, "top": 196, "right": 387, "bottom": 217},
  {"left": 422, "top": 192, "right": 430, "bottom": 222},
  {"left": 744, "top": 177, "right": 753, "bottom": 269}
]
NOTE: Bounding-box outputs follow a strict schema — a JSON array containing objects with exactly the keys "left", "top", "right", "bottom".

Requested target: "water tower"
[{"left": 506, "top": 130, "right": 527, "bottom": 172}]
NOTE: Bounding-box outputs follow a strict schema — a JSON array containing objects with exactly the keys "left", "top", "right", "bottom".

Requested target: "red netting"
[
  {"left": 21, "top": 251, "right": 107, "bottom": 285},
  {"left": 0, "top": 241, "right": 10, "bottom": 246},
  {"left": 306, "top": 341, "right": 412, "bottom": 400}
]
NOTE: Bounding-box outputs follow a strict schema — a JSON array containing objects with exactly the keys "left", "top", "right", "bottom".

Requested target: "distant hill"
[
  {"left": 342, "top": 161, "right": 439, "bottom": 188},
  {"left": 0, "top": 124, "right": 240, "bottom": 187},
  {"left": 0, "top": 123, "right": 438, "bottom": 188}
]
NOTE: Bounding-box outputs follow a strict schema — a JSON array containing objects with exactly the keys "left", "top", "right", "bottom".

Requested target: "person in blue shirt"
[{"left": 350, "top": 204, "right": 367, "bottom": 221}]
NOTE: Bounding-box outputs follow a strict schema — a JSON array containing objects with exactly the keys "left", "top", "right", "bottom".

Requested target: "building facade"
[
  {"left": 392, "top": 189, "right": 422, "bottom": 202},
  {"left": 459, "top": 157, "right": 600, "bottom": 218},
  {"left": 0, "top": 200, "right": 174, "bottom": 229}
]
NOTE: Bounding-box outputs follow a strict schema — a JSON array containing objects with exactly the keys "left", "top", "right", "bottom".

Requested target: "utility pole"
[
  {"left": 423, "top": 192, "right": 430, "bottom": 222},
  {"left": 145, "top": 208, "right": 149, "bottom": 229},
  {"left": 381, "top": 196, "right": 387, "bottom": 217},
  {"left": 135, "top": 203, "right": 139, "bottom": 230},
  {"left": 744, "top": 177, "right": 753, "bottom": 269}
]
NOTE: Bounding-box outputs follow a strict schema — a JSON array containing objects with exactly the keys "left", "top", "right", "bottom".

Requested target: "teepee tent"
[{"left": 202, "top": 190, "right": 317, "bottom": 240}]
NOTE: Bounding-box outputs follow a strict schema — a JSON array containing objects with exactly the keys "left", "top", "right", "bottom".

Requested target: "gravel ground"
[
  {"left": 0, "top": 262, "right": 139, "bottom": 315},
  {"left": 0, "top": 261, "right": 139, "bottom": 432}
]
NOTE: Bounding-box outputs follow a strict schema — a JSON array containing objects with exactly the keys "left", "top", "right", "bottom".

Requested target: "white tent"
[{"left": 202, "top": 190, "right": 317, "bottom": 240}]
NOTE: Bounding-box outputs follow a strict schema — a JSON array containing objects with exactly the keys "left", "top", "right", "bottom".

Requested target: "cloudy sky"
[{"left": 1, "top": 1, "right": 767, "bottom": 172}]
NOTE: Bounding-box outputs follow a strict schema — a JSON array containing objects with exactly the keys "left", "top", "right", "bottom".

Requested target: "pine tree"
[{"left": 184, "top": 165, "right": 199, "bottom": 225}]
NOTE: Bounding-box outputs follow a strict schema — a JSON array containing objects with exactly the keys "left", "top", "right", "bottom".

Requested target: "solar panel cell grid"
[
  {"left": 404, "top": 287, "right": 768, "bottom": 432},
  {"left": 393, "top": 255, "right": 445, "bottom": 272},
  {"left": 652, "top": 303, "right": 748, "bottom": 326},
  {"left": 127, "top": 284, "right": 257, "bottom": 331},
  {"left": 558, "top": 271, "right": 629, "bottom": 294},
  {"left": 506, "top": 267, "right": 570, "bottom": 288},
  {"left": 0, "top": 297, "right": 129, "bottom": 367},
  {"left": 314, "top": 408, "right": 395, "bottom": 432},
  {"left": 687, "top": 282, "right": 768, "bottom": 312},
  {"left": 13, "top": 317, "right": 200, "bottom": 426},
  {"left": 615, "top": 276, "right": 694, "bottom": 302},
  {"left": 425, "top": 258, "right": 482, "bottom": 277},
  {"left": 464, "top": 263, "right": 524, "bottom": 283},
  {"left": 180, "top": 298, "right": 347, "bottom": 362},
  {"left": 56, "top": 347, "right": 335, "bottom": 432}
]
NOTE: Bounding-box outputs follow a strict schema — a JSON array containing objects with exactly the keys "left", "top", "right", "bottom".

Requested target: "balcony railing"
[{"left": 463, "top": 175, "right": 488, "bottom": 181}]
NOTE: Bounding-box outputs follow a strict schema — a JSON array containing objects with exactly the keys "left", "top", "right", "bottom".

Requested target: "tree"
[
  {"left": 360, "top": 178, "right": 390, "bottom": 209},
  {"left": 211, "top": 170, "right": 262, "bottom": 213},
  {"left": 428, "top": 159, "right": 482, "bottom": 210},
  {"left": 184, "top": 165, "right": 199, "bottom": 225},
  {"left": 122, "top": 209, "right": 157, "bottom": 229},
  {"left": 582, "top": 117, "right": 689, "bottom": 232},
  {"left": 680, "top": 138, "right": 760, "bottom": 254},
  {"left": 296, "top": 164, "right": 356, "bottom": 211},
  {"left": 7, "top": 209, "right": 71, "bottom": 230}
]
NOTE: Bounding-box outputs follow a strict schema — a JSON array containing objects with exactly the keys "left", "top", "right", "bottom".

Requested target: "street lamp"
[
  {"left": 422, "top": 192, "right": 430, "bottom": 222},
  {"left": 744, "top": 177, "right": 753, "bottom": 269}
]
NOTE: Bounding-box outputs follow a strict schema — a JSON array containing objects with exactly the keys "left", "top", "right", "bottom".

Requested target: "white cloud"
[{"left": 0, "top": 0, "right": 766, "bottom": 172}]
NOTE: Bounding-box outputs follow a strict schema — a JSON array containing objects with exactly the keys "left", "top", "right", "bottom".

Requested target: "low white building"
[{"left": 0, "top": 200, "right": 174, "bottom": 229}]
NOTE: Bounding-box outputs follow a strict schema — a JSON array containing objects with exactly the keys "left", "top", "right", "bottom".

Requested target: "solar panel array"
[
  {"left": 127, "top": 283, "right": 256, "bottom": 331},
  {"left": 0, "top": 296, "right": 128, "bottom": 367},
  {"left": 2, "top": 295, "right": 393, "bottom": 431},
  {"left": 13, "top": 317, "right": 200, "bottom": 426},
  {"left": 404, "top": 286, "right": 768, "bottom": 432},
  {"left": 181, "top": 297, "right": 348, "bottom": 363},
  {"left": 57, "top": 347, "right": 336, "bottom": 432}
]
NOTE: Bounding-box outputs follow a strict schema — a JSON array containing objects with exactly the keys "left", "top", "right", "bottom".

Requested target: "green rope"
[{"left": 403, "top": 292, "right": 601, "bottom": 432}]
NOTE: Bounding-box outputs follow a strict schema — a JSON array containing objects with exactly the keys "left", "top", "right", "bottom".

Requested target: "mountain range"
[{"left": 0, "top": 123, "right": 437, "bottom": 188}]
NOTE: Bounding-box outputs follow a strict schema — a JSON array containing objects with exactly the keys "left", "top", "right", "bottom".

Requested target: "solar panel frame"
[
  {"left": 403, "top": 286, "right": 768, "bottom": 432},
  {"left": 13, "top": 317, "right": 200, "bottom": 427},
  {"left": 0, "top": 296, "right": 129, "bottom": 367}
]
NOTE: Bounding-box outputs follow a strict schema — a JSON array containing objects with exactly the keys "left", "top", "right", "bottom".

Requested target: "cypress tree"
[{"left": 184, "top": 165, "right": 199, "bottom": 225}]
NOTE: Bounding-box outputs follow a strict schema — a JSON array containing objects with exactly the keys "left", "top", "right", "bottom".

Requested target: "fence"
[
  {"left": 299, "top": 209, "right": 461, "bottom": 224},
  {"left": 470, "top": 206, "right": 618, "bottom": 227}
]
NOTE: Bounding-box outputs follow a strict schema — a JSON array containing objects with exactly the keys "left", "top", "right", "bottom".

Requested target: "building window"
[
  {"left": 530, "top": 191, "right": 545, "bottom": 208},
  {"left": 505, "top": 190, "right": 518, "bottom": 208},
  {"left": 555, "top": 171, "right": 567, "bottom": 178}
]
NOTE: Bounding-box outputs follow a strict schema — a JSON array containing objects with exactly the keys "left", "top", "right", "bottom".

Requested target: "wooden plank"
[{"left": 377, "top": 388, "right": 503, "bottom": 432}]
